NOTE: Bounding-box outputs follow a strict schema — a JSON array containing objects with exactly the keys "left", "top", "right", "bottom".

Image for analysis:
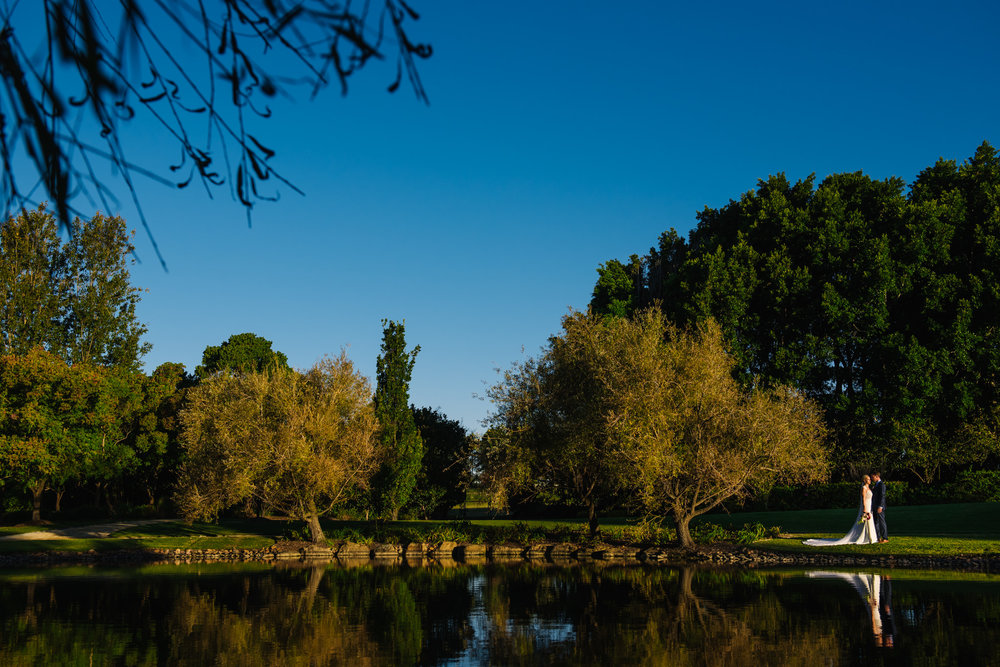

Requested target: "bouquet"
[{"left": 857, "top": 512, "right": 872, "bottom": 525}]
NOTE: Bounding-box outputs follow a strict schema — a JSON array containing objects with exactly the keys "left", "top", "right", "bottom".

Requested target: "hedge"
[{"left": 730, "top": 470, "right": 1000, "bottom": 512}]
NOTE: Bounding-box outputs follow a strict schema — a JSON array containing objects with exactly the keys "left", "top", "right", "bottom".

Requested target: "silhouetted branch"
[{"left": 0, "top": 0, "right": 431, "bottom": 269}]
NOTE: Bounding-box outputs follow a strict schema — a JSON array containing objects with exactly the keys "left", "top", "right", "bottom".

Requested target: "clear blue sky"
[{"left": 22, "top": 1, "right": 1000, "bottom": 432}]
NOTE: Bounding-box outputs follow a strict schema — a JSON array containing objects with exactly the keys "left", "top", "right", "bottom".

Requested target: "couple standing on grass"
[{"left": 803, "top": 472, "right": 889, "bottom": 547}]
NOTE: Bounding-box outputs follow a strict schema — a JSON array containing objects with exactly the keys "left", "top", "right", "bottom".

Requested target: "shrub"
[{"left": 948, "top": 470, "right": 1000, "bottom": 503}]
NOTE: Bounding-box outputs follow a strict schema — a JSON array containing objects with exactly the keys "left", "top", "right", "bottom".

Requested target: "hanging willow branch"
[{"left": 0, "top": 0, "right": 431, "bottom": 269}]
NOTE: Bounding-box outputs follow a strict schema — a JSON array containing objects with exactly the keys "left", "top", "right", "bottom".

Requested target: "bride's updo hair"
[{"left": 862, "top": 474, "right": 871, "bottom": 485}]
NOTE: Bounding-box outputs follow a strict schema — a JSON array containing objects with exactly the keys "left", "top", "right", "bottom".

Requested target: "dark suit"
[
  {"left": 871, "top": 479, "right": 887, "bottom": 541},
  {"left": 878, "top": 576, "right": 895, "bottom": 647}
]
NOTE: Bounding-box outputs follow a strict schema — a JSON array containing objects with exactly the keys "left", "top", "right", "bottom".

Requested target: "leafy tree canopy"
[
  {"left": 482, "top": 309, "right": 828, "bottom": 545},
  {"left": 195, "top": 332, "right": 289, "bottom": 379},
  {"left": 176, "top": 354, "right": 380, "bottom": 542},
  {"left": 0, "top": 347, "right": 129, "bottom": 522},
  {"left": 406, "top": 407, "right": 470, "bottom": 519},
  {"left": 591, "top": 142, "right": 1000, "bottom": 481},
  {"left": 0, "top": 205, "right": 150, "bottom": 372}
]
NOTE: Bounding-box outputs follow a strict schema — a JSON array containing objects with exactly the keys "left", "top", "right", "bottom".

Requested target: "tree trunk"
[
  {"left": 30, "top": 480, "right": 46, "bottom": 524},
  {"left": 306, "top": 502, "right": 326, "bottom": 544},
  {"left": 54, "top": 487, "right": 65, "bottom": 513},
  {"left": 105, "top": 485, "right": 116, "bottom": 516},
  {"left": 675, "top": 510, "right": 695, "bottom": 549},
  {"left": 587, "top": 501, "right": 599, "bottom": 538}
]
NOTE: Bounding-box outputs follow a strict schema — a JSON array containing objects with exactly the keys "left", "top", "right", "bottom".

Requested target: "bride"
[{"left": 802, "top": 475, "right": 878, "bottom": 546}]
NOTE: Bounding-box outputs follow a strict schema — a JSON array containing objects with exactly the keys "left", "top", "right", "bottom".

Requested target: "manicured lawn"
[
  {"left": 1, "top": 503, "right": 996, "bottom": 558},
  {"left": 698, "top": 502, "right": 1000, "bottom": 540}
]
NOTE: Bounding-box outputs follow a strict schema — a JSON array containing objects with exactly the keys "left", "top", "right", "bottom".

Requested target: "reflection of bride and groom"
[
  {"left": 809, "top": 571, "right": 896, "bottom": 648},
  {"left": 803, "top": 472, "right": 888, "bottom": 546}
]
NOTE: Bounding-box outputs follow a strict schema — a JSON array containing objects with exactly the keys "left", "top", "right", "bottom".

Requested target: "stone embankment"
[{"left": 1, "top": 541, "right": 998, "bottom": 572}]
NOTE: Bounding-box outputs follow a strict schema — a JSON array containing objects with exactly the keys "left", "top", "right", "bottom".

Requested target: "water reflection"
[
  {"left": 1, "top": 561, "right": 998, "bottom": 665},
  {"left": 809, "top": 572, "right": 897, "bottom": 649}
]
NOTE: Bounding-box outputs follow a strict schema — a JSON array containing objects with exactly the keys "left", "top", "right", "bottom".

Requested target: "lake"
[{"left": 1, "top": 560, "right": 998, "bottom": 665}]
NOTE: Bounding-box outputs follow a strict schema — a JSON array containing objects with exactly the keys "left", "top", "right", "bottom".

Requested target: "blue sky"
[{"left": 14, "top": 1, "right": 1000, "bottom": 432}]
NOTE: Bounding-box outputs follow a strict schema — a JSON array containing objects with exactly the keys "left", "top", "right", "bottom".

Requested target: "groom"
[{"left": 871, "top": 472, "right": 888, "bottom": 543}]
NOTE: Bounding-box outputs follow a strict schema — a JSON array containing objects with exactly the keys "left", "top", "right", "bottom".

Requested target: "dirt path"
[{"left": 0, "top": 519, "right": 173, "bottom": 541}]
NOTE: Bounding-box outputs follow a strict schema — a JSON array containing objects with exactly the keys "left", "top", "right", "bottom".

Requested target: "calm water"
[{"left": 1, "top": 560, "right": 998, "bottom": 666}]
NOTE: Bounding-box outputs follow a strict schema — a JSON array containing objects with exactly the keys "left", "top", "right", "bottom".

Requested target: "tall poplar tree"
[{"left": 371, "top": 320, "right": 423, "bottom": 520}]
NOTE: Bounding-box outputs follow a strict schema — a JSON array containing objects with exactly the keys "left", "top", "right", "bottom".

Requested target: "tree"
[
  {"left": 0, "top": 347, "right": 122, "bottom": 522},
  {"left": 0, "top": 1, "right": 431, "bottom": 264},
  {"left": 63, "top": 212, "right": 151, "bottom": 372},
  {"left": 0, "top": 207, "right": 65, "bottom": 356},
  {"left": 371, "top": 320, "right": 422, "bottom": 520},
  {"left": 175, "top": 354, "right": 380, "bottom": 542},
  {"left": 602, "top": 312, "right": 829, "bottom": 547},
  {"left": 0, "top": 205, "right": 149, "bottom": 371},
  {"left": 405, "top": 407, "right": 470, "bottom": 519},
  {"left": 590, "top": 256, "right": 642, "bottom": 319},
  {"left": 591, "top": 143, "right": 1000, "bottom": 481},
  {"left": 482, "top": 311, "right": 624, "bottom": 537},
  {"left": 122, "top": 362, "right": 196, "bottom": 508},
  {"left": 194, "top": 332, "right": 289, "bottom": 379}
]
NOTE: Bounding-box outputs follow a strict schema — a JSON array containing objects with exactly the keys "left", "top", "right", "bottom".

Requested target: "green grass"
[
  {"left": 757, "top": 536, "right": 998, "bottom": 556},
  {"left": 696, "top": 502, "right": 1000, "bottom": 557},
  {"left": 0, "top": 534, "right": 273, "bottom": 553},
  {"left": 698, "top": 502, "right": 1000, "bottom": 540},
  {"left": 1, "top": 503, "right": 997, "bottom": 558},
  {"left": 0, "top": 520, "right": 108, "bottom": 537}
]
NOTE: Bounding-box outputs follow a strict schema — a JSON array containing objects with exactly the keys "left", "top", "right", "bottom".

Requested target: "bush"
[
  {"left": 692, "top": 521, "right": 779, "bottom": 545},
  {"left": 940, "top": 470, "right": 1000, "bottom": 503}
]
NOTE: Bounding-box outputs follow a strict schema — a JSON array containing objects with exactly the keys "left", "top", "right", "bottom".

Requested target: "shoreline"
[{"left": 2, "top": 540, "right": 997, "bottom": 572}]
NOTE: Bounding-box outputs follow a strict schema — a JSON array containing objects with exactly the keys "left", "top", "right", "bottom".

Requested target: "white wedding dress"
[{"left": 802, "top": 484, "right": 878, "bottom": 546}]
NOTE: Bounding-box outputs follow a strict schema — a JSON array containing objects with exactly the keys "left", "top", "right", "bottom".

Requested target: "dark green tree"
[
  {"left": 0, "top": 207, "right": 66, "bottom": 356},
  {"left": 63, "top": 212, "right": 151, "bottom": 372},
  {"left": 121, "top": 362, "right": 196, "bottom": 508},
  {"left": 371, "top": 320, "right": 423, "bottom": 520},
  {"left": 0, "top": 206, "right": 149, "bottom": 372},
  {"left": 405, "top": 407, "right": 470, "bottom": 519},
  {"left": 0, "top": 348, "right": 125, "bottom": 522},
  {"left": 590, "top": 255, "right": 642, "bottom": 319},
  {"left": 591, "top": 142, "right": 1000, "bottom": 481},
  {"left": 195, "top": 332, "right": 290, "bottom": 380}
]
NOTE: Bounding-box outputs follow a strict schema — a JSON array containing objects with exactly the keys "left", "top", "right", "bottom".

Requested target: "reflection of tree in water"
[
  {"left": 0, "top": 564, "right": 475, "bottom": 666},
  {"left": 162, "top": 564, "right": 479, "bottom": 666},
  {"left": 2, "top": 564, "right": 1000, "bottom": 664},
  {"left": 470, "top": 564, "right": 841, "bottom": 666}
]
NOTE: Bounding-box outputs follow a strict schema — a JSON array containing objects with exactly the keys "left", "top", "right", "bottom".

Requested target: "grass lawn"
[
  {"left": 695, "top": 502, "right": 1000, "bottom": 557},
  {"left": 697, "top": 502, "right": 1000, "bottom": 540},
  {"left": 1, "top": 503, "right": 996, "bottom": 558}
]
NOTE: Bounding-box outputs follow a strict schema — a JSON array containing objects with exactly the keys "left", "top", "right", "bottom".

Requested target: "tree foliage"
[
  {"left": 0, "top": 1, "right": 432, "bottom": 263},
  {"left": 482, "top": 311, "right": 623, "bottom": 536},
  {"left": 482, "top": 309, "right": 828, "bottom": 544},
  {"left": 121, "top": 362, "right": 196, "bottom": 508},
  {"left": 592, "top": 142, "right": 1000, "bottom": 481},
  {"left": 0, "top": 205, "right": 149, "bottom": 372},
  {"left": 371, "top": 320, "right": 422, "bottom": 520},
  {"left": 175, "top": 354, "right": 379, "bottom": 542},
  {"left": 195, "top": 332, "right": 289, "bottom": 379},
  {"left": 0, "top": 347, "right": 126, "bottom": 522},
  {"left": 601, "top": 311, "right": 828, "bottom": 547},
  {"left": 405, "top": 407, "right": 470, "bottom": 519}
]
